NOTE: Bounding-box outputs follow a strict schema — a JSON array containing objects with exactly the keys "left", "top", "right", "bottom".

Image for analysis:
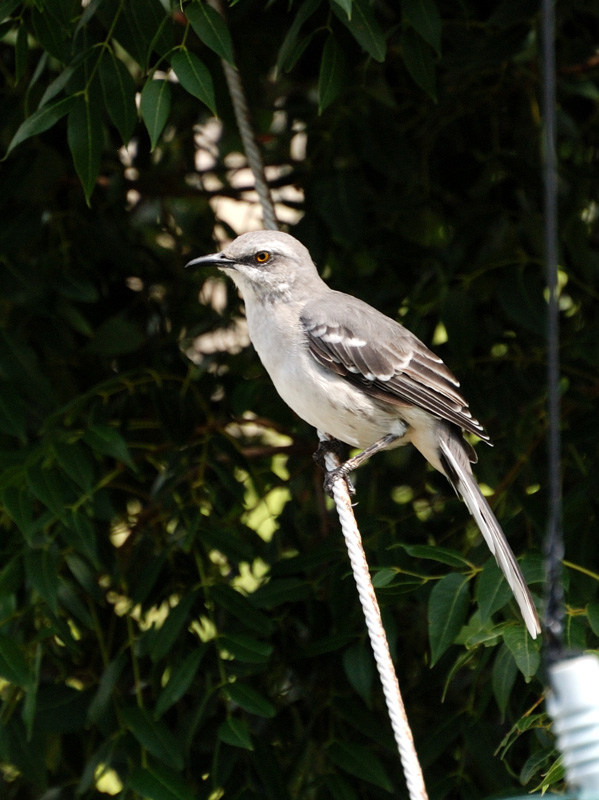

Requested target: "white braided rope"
[
  {"left": 221, "top": 60, "right": 278, "bottom": 232},
  {"left": 319, "top": 434, "right": 428, "bottom": 800}
]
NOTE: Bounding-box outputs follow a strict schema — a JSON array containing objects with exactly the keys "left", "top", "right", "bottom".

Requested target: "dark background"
[{"left": 0, "top": 0, "right": 598, "bottom": 797}]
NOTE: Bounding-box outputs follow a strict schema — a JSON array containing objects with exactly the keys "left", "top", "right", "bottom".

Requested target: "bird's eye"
[{"left": 255, "top": 251, "right": 270, "bottom": 264}]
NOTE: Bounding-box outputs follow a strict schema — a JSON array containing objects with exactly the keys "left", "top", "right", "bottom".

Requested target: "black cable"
[{"left": 540, "top": 0, "right": 565, "bottom": 663}]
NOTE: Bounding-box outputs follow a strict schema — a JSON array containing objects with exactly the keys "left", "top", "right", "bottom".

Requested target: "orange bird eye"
[{"left": 255, "top": 251, "right": 270, "bottom": 263}]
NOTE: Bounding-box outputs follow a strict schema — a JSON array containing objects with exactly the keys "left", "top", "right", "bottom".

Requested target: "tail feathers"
[{"left": 438, "top": 434, "right": 541, "bottom": 639}]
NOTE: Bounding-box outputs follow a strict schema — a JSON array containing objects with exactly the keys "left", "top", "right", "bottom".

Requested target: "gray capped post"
[{"left": 187, "top": 230, "right": 541, "bottom": 639}]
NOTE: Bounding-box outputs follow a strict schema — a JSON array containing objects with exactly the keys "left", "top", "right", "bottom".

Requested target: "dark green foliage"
[{"left": 0, "top": 0, "right": 598, "bottom": 798}]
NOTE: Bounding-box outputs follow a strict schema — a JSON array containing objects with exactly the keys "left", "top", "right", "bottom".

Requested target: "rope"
[
  {"left": 319, "top": 435, "right": 429, "bottom": 800},
  {"left": 218, "top": 12, "right": 427, "bottom": 794},
  {"left": 540, "top": 0, "right": 565, "bottom": 662},
  {"left": 220, "top": 60, "right": 278, "bottom": 232}
]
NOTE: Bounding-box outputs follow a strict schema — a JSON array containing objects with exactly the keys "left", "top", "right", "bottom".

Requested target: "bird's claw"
[{"left": 323, "top": 467, "right": 356, "bottom": 498}]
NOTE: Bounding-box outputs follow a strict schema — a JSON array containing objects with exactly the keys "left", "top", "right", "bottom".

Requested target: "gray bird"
[{"left": 187, "top": 230, "right": 541, "bottom": 638}]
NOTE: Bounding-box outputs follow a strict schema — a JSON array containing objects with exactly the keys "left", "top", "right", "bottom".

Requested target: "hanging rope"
[
  {"left": 220, "top": 60, "right": 278, "bottom": 232},
  {"left": 319, "top": 434, "right": 429, "bottom": 800},
  {"left": 217, "top": 16, "right": 428, "bottom": 798},
  {"left": 540, "top": 0, "right": 565, "bottom": 663}
]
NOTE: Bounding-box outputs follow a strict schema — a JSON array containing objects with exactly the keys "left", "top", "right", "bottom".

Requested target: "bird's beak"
[{"left": 185, "top": 252, "right": 238, "bottom": 270}]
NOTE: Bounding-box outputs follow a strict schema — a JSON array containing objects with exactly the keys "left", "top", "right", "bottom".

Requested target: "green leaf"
[
  {"left": 99, "top": 0, "right": 173, "bottom": 69},
  {"left": 1, "top": 486, "right": 36, "bottom": 541},
  {"left": 22, "top": 644, "right": 41, "bottom": 739},
  {"left": 155, "top": 646, "right": 207, "bottom": 718},
  {"left": 219, "top": 634, "right": 273, "bottom": 664},
  {"left": 123, "top": 706, "right": 184, "bottom": 770},
  {"left": 371, "top": 567, "right": 396, "bottom": 588},
  {"left": 217, "top": 718, "right": 254, "bottom": 750},
  {"left": 68, "top": 94, "right": 103, "bottom": 204},
  {"left": 31, "top": 3, "right": 69, "bottom": 61},
  {"left": 170, "top": 50, "right": 217, "bottom": 116},
  {"left": 502, "top": 625, "right": 540, "bottom": 681},
  {"left": 342, "top": 641, "right": 374, "bottom": 700},
  {"left": 210, "top": 584, "right": 274, "bottom": 633},
  {"left": 4, "top": 95, "right": 76, "bottom": 158},
  {"left": 24, "top": 548, "right": 61, "bottom": 614},
  {"left": 224, "top": 682, "right": 276, "bottom": 718},
  {"left": 0, "top": 382, "right": 27, "bottom": 442},
  {"left": 82, "top": 424, "right": 134, "bottom": 468},
  {"left": 249, "top": 577, "right": 310, "bottom": 609},
  {"left": 85, "top": 314, "right": 145, "bottom": 355},
  {"left": 402, "top": 0, "right": 442, "bottom": 54},
  {"left": 0, "top": 0, "right": 22, "bottom": 22},
  {"left": 0, "top": 634, "right": 32, "bottom": 688},
  {"left": 185, "top": 1, "right": 235, "bottom": 65},
  {"left": 149, "top": 592, "right": 197, "bottom": 662},
  {"left": 492, "top": 643, "right": 517, "bottom": 719},
  {"left": 520, "top": 747, "right": 553, "bottom": 785},
  {"left": 327, "top": 741, "right": 393, "bottom": 792},
  {"left": 476, "top": 559, "right": 512, "bottom": 622},
  {"left": 38, "top": 59, "right": 80, "bottom": 108},
  {"left": 0, "top": 557, "right": 22, "bottom": 597},
  {"left": 53, "top": 441, "right": 96, "bottom": 492},
  {"left": 277, "top": 0, "right": 322, "bottom": 74},
  {"left": 87, "top": 653, "right": 127, "bottom": 724},
  {"left": 140, "top": 78, "right": 171, "bottom": 150},
  {"left": 26, "top": 465, "right": 72, "bottom": 521},
  {"left": 330, "top": 0, "right": 352, "bottom": 19},
  {"left": 332, "top": 0, "right": 386, "bottom": 63},
  {"left": 402, "top": 543, "right": 470, "bottom": 567},
  {"left": 401, "top": 27, "right": 436, "bottom": 100},
  {"left": 318, "top": 35, "right": 346, "bottom": 114},
  {"left": 128, "top": 764, "right": 197, "bottom": 800},
  {"left": 99, "top": 50, "right": 137, "bottom": 144},
  {"left": 587, "top": 601, "right": 599, "bottom": 637},
  {"left": 15, "top": 22, "right": 28, "bottom": 82},
  {"left": 428, "top": 573, "right": 470, "bottom": 666}
]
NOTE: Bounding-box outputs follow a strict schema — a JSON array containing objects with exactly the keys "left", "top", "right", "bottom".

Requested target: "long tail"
[{"left": 438, "top": 432, "right": 541, "bottom": 639}]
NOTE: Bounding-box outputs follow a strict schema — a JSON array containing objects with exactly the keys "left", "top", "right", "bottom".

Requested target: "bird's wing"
[{"left": 300, "top": 291, "right": 489, "bottom": 442}]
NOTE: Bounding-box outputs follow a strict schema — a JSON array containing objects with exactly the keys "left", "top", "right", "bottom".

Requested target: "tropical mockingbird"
[{"left": 187, "top": 230, "right": 541, "bottom": 638}]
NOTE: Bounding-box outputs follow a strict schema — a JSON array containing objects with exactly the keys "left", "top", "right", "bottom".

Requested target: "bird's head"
[{"left": 186, "top": 230, "right": 322, "bottom": 303}]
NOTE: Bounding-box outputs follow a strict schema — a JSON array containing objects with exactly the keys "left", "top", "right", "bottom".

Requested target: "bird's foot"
[
  {"left": 323, "top": 466, "right": 356, "bottom": 498},
  {"left": 313, "top": 438, "right": 355, "bottom": 497}
]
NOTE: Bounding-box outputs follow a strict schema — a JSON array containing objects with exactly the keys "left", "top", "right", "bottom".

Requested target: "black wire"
[{"left": 540, "top": 0, "right": 565, "bottom": 663}]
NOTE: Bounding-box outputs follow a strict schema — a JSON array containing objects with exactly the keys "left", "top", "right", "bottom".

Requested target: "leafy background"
[{"left": 1, "top": 0, "right": 599, "bottom": 797}]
